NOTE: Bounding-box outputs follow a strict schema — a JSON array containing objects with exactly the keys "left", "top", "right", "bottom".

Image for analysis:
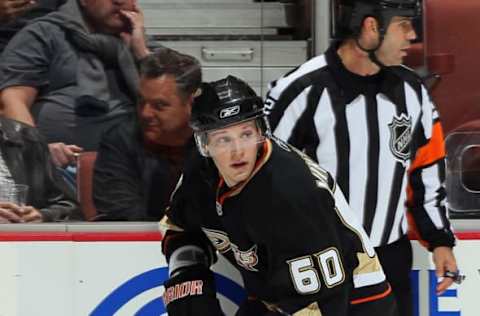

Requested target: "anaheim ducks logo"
[
  {"left": 202, "top": 227, "right": 259, "bottom": 272},
  {"left": 388, "top": 114, "right": 412, "bottom": 165},
  {"left": 202, "top": 228, "right": 231, "bottom": 253},
  {"left": 231, "top": 244, "right": 259, "bottom": 272}
]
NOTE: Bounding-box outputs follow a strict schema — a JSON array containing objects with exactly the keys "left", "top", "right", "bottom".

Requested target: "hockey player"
[
  {"left": 266, "top": 1, "right": 461, "bottom": 316},
  {"left": 160, "top": 76, "right": 397, "bottom": 315}
]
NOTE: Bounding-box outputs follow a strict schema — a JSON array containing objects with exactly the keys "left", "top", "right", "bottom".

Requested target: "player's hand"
[
  {"left": 0, "top": 202, "right": 24, "bottom": 223},
  {"left": 48, "top": 142, "right": 83, "bottom": 167},
  {"left": 0, "top": 0, "right": 36, "bottom": 23},
  {"left": 432, "top": 246, "right": 458, "bottom": 295},
  {"left": 20, "top": 206, "right": 43, "bottom": 223},
  {"left": 119, "top": 0, "right": 150, "bottom": 59}
]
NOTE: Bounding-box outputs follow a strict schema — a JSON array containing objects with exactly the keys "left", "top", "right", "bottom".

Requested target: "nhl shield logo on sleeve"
[{"left": 388, "top": 114, "right": 412, "bottom": 165}]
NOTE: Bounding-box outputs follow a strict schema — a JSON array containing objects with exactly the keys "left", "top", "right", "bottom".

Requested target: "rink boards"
[{"left": 0, "top": 223, "right": 478, "bottom": 316}]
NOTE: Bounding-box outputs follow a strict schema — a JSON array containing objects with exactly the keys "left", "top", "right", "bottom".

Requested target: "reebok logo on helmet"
[{"left": 219, "top": 106, "right": 240, "bottom": 119}]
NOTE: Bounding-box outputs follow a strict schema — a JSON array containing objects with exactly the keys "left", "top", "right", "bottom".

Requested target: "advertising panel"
[{"left": 0, "top": 232, "right": 478, "bottom": 316}]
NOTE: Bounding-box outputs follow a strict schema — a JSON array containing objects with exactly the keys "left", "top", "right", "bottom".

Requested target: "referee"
[{"left": 266, "top": 1, "right": 459, "bottom": 316}]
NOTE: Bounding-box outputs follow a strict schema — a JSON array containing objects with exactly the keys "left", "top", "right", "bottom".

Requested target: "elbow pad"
[
  {"left": 169, "top": 245, "right": 210, "bottom": 278},
  {"left": 163, "top": 230, "right": 217, "bottom": 268}
]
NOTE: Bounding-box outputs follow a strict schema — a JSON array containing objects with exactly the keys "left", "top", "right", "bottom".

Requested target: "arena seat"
[{"left": 76, "top": 152, "right": 98, "bottom": 221}]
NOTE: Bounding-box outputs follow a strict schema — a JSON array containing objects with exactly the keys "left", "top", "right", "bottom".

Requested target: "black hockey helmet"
[
  {"left": 333, "top": 0, "right": 421, "bottom": 40},
  {"left": 191, "top": 75, "right": 265, "bottom": 132},
  {"left": 191, "top": 76, "right": 270, "bottom": 157}
]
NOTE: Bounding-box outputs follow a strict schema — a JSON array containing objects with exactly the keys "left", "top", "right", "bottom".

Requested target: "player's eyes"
[
  {"left": 214, "top": 136, "right": 232, "bottom": 146},
  {"left": 240, "top": 131, "right": 254, "bottom": 139}
]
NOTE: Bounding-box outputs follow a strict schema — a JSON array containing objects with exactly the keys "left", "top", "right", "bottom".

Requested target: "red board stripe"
[
  {"left": 0, "top": 231, "right": 478, "bottom": 242},
  {"left": 408, "top": 231, "right": 480, "bottom": 240},
  {"left": 72, "top": 232, "right": 162, "bottom": 241},
  {"left": 0, "top": 231, "right": 162, "bottom": 242},
  {"left": 0, "top": 232, "right": 73, "bottom": 241},
  {"left": 454, "top": 232, "right": 480, "bottom": 240}
]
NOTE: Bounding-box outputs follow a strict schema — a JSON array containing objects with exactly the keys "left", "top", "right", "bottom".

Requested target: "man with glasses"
[{"left": 266, "top": 1, "right": 460, "bottom": 315}]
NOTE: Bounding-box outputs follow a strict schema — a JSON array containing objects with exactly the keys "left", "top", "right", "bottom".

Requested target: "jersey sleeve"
[
  {"left": 264, "top": 58, "right": 330, "bottom": 152},
  {"left": 265, "top": 81, "right": 310, "bottom": 144},
  {"left": 160, "top": 180, "right": 223, "bottom": 316},
  {"left": 159, "top": 151, "right": 218, "bottom": 257},
  {"left": 161, "top": 151, "right": 217, "bottom": 231},
  {"left": 330, "top": 180, "right": 395, "bottom": 312},
  {"left": 407, "top": 86, "right": 456, "bottom": 250}
]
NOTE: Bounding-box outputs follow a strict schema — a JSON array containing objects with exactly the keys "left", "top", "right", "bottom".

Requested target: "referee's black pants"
[{"left": 375, "top": 235, "right": 413, "bottom": 316}]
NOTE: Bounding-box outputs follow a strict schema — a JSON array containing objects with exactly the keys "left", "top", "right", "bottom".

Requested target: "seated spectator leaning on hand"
[
  {"left": 93, "top": 48, "right": 201, "bottom": 221},
  {"left": 0, "top": 0, "right": 150, "bottom": 170},
  {"left": 0, "top": 116, "right": 79, "bottom": 223}
]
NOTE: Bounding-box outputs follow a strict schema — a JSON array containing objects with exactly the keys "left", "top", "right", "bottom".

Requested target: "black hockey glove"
[{"left": 163, "top": 265, "right": 224, "bottom": 316}]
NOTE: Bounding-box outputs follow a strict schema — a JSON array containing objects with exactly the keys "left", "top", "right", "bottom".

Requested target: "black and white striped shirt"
[{"left": 266, "top": 44, "right": 455, "bottom": 248}]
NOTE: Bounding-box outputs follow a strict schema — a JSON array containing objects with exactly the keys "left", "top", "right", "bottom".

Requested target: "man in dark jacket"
[
  {"left": 0, "top": 116, "right": 78, "bottom": 223},
  {"left": 93, "top": 48, "right": 201, "bottom": 221}
]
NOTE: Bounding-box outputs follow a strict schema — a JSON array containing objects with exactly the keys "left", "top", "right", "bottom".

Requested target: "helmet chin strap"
[{"left": 354, "top": 35, "right": 386, "bottom": 70}]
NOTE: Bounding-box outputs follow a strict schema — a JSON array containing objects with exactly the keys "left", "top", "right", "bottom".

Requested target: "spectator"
[
  {"left": 266, "top": 1, "right": 459, "bottom": 315},
  {"left": 0, "top": 0, "right": 65, "bottom": 53},
  {"left": 0, "top": 0, "right": 149, "bottom": 170},
  {"left": 0, "top": 115, "right": 79, "bottom": 223},
  {"left": 93, "top": 48, "right": 201, "bottom": 221}
]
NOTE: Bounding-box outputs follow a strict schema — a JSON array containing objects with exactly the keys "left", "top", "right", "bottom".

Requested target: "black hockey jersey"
[
  {"left": 266, "top": 44, "right": 455, "bottom": 249},
  {"left": 164, "top": 138, "right": 393, "bottom": 315}
]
